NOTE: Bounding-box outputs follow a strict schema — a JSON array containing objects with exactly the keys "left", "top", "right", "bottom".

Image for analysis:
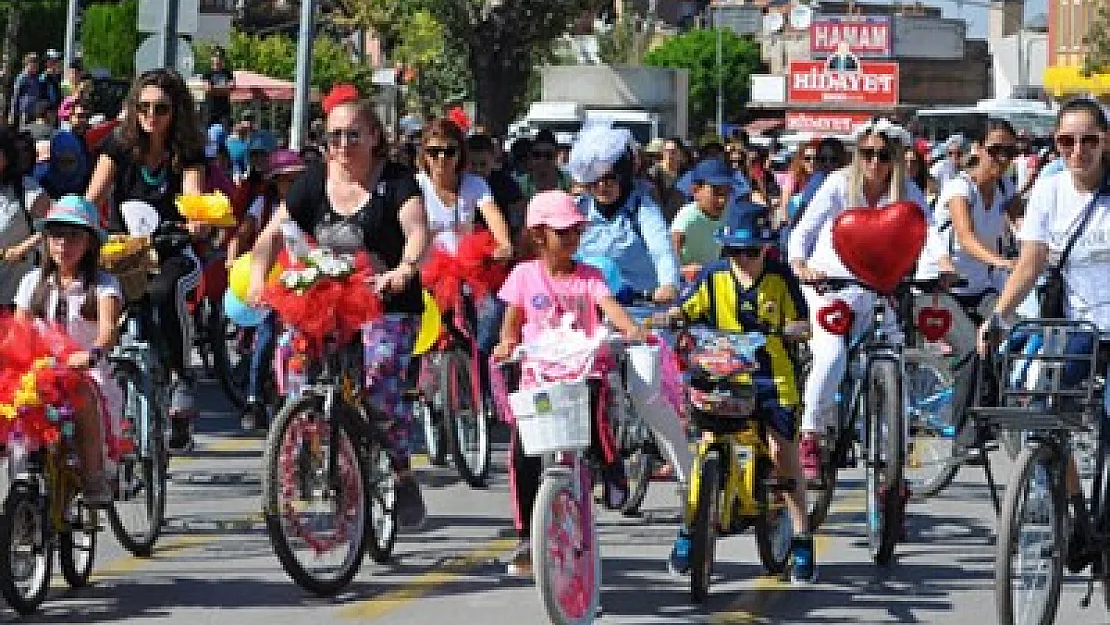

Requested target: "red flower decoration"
[
  {"left": 323, "top": 83, "right": 361, "bottom": 116},
  {"left": 421, "top": 230, "right": 510, "bottom": 311},
  {"left": 446, "top": 107, "right": 471, "bottom": 134}
]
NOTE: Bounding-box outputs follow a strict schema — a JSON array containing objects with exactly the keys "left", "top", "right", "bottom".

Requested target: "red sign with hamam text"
[{"left": 787, "top": 60, "right": 899, "bottom": 106}]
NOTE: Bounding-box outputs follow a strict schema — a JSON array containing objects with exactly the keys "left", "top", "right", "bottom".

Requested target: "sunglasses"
[
  {"left": 45, "top": 225, "right": 88, "bottom": 240},
  {"left": 137, "top": 100, "right": 171, "bottom": 117},
  {"left": 532, "top": 150, "right": 557, "bottom": 160},
  {"left": 985, "top": 144, "right": 1019, "bottom": 159},
  {"left": 726, "top": 247, "right": 763, "bottom": 259},
  {"left": 857, "top": 147, "right": 893, "bottom": 163},
  {"left": 326, "top": 129, "right": 363, "bottom": 147},
  {"left": 1055, "top": 134, "right": 1102, "bottom": 152},
  {"left": 425, "top": 145, "right": 460, "bottom": 159}
]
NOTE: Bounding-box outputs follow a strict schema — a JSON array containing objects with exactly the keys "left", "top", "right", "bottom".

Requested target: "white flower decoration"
[{"left": 853, "top": 117, "right": 913, "bottom": 146}]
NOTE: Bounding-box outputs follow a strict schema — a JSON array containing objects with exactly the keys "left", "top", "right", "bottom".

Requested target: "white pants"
[
  {"left": 623, "top": 345, "right": 693, "bottom": 486},
  {"left": 800, "top": 284, "right": 878, "bottom": 433}
]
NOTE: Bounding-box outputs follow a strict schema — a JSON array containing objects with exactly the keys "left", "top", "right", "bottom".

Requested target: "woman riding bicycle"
[
  {"left": 247, "top": 85, "right": 431, "bottom": 529},
  {"left": 567, "top": 122, "right": 694, "bottom": 515},
  {"left": 84, "top": 68, "right": 206, "bottom": 453},
  {"left": 922, "top": 118, "right": 1023, "bottom": 448},
  {"left": 978, "top": 98, "right": 1110, "bottom": 575},
  {"left": 787, "top": 118, "right": 932, "bottom": 481}
]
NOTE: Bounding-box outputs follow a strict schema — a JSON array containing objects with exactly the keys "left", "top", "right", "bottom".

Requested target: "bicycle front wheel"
[
  {"left": 442, "top": 349, "right": 491, "bottom": 488},
  {"left": 365, "top": 440, "right": 398, "bottom": 564},
  {"left": 996, "top": 442, "right": 1065, "bottom": 625},
  {"left": 532, "top": 469, "right": 601, "bottom": 625},
  {"left": 108, "top": 370, "right": 167, "bottom": 557},
  {"left": 60, "top": 497, "right": 97, "bottom": 588},
  {"left": 690, "top": 451, "right": 720, "bottom": 604},
  {"left": 865, "top": 359, "right": 905, "bottom": 566},
  {"left": 903, "top": 349, "right": 961, "bottom": 499},
  {"left": 263, "top": 393, "right": 369, "bottom": 596},
  {"left": 0, "top": 486, "right": 52, "bottom": 615}
]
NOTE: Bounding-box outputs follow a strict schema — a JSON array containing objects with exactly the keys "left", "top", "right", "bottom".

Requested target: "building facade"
[{"left": 1048, "top": 0, "right": 1100, "bottom": 67}]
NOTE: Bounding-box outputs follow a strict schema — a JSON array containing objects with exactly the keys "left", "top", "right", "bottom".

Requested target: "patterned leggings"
[{"left": 361, "top": 314, "right": 418, "bottom": 472}]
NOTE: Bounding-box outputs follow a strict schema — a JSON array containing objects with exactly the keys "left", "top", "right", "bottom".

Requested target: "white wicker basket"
[{"left": 509, "top": 378, "right": 591, "bottom": 456}]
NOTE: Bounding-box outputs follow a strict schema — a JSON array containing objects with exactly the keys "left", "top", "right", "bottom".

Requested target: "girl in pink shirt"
[{"left": 494, "top": 190, "right": 642, "bottom": 576}]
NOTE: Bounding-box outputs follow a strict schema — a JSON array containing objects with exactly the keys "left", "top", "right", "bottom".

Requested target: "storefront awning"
[{"left": 1043, "top": 65, "right": 1110, "bottom": 97}]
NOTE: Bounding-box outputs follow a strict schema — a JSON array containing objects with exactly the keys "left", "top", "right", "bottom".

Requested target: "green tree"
[
  {"left": 80, "top": 0, "right": 140, "bottom": 78},
  {"left": 644, "top": 29, "right": 764, "bottom": 136},
  {"left": 1084, "top": 3, "right": 1110, "bottom": 75},
  {"left": 195, "top": 30, "right": 373, "bottom": 93},
  {"left": 597, "top": 15, "right": 656, "bottom": 65}
]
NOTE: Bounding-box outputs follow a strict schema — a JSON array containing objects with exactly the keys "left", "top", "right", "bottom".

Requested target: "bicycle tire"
[
  {"left": 209, "top": 300, "right": 250, "bottom": 410},
  {"left": 865, "top": 359, "right": 905, "bottom": 566},
  {"left": 690, "top": 451, "right": 720, "bottom": 604},
  {"left": 442, "top": 349, "right": 491, "bottom": 488},
  {"left": 263, "top": 393, "right": 369, "bottom": 596},
  {"left": 995, "top": 442, "right": 1065, "bottom": 625},
  {"left": 532, "top": 468, "right": 601, "bottom": 625},
  {"left": 621, "top": 443, "right": 657, "bottom": 517},
  {"left": 0, "top": 486, "right": 51, "bottom": 615},
  {"left": 903, "top": 349, "right": 961, "bottom": 499},
  {"left": 108, "top": 370, "right": 167, "bottom": 557},
  {"left": 416, "top": 395, "right": 448, "bottom": 467},
  {"left": 754, "top": 499, "right": 792, "bottom": 576},
  {"left": 60, "top": 498, "right": 97, "bottom": 588},
  {"left": 365, "top": 440, "right": 399, "bottom": 564}
]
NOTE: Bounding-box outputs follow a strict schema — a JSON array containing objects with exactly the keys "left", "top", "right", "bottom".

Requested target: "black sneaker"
[
  {"left": 169, "top": 416, "right": 193, "bottom": 453},
  {"left": 1066, "top": 517, "right": 1097, "bottom": 573},
  {"left": 791, "top": 534, "right": 818, "bottom": 584},
  {"left": 396, "top": 476, "right": 427, "bottom": 530},
  {"left": 240, "top": 400, "right": 267, "bottom": 432}
]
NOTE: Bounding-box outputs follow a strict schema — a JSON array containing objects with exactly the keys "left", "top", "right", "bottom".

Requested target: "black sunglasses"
[
  {"left": 725, "top": 247, "right": 763, "bottom": 259},
  {"left": 1056, "top": 134, "right": 1102, "bottom": 152},
  {"left": 985, "top": 144, "right": 1019, "bottom": 159},
  {"left": 425, "top": 145, "right": 460, "bottom": 159},
  {"left": 857, "top": 147, "right": 893, "bottom": 163},
  {"left": 137, "top": 100, "right": 171, "bottom": 117},
  {"left": 326, "top": 129, "right": 363, "bottom": 147}
]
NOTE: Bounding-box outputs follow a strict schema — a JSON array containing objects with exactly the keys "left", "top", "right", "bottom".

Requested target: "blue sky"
[{"left": 853, "top": 0, "right": 1049, "bottom": 39}]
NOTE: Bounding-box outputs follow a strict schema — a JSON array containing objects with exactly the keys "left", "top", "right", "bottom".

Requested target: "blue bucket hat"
[
  {"left": 715, "top": 200, "right": 777, "bottom": 248},
  {"left": 35, "top": 195, "right": 106, "bottom": 243},
  {"left": 688, "top": 157, "right": 736, "bottom": 187}
]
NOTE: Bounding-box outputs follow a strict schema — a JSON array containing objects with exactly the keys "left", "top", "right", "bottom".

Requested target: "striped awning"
[{"left": 1043, "top": 65, "right": 1110, "bottom": 97}]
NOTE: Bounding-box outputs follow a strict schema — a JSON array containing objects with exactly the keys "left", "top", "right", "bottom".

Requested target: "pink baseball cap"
[{"left": 527, "top": 190, "right": 587, "bottom": 229}]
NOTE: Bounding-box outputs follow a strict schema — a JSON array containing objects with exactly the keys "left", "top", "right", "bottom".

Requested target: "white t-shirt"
[
  {"left": 930, "top": 174, "right": 1015, "bottom": 295},
  {"left": 930, "top": 159, "right": 960, "bottom": 190},
  {"left": 15, "top": 269, "right": 123, "bottom": 349},
  {"left": 0, "top": 177, "right": 43, "bottom": 305},
  {"left": 1018, "top": 171, "right": 1110, "bottom": 330},
  {"left": 787, "top": 169, "right": 933, "bottom": 280},
  {"left": 416, "top": 172, "right": 493, "bottom": 253}
]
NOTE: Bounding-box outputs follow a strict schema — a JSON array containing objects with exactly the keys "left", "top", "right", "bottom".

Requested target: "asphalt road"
[{"left": 6, "top": 379, "right": 1109, "bottom": 625}]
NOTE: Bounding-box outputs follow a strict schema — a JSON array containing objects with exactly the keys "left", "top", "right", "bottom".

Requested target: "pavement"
[{"left": 7, "top": 377, "right": 1110, "bottom": 624}]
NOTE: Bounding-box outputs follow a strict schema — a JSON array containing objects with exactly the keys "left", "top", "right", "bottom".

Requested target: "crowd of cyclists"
[{"left": 1, "top": 46, "right": 1109, "bottom": 618}]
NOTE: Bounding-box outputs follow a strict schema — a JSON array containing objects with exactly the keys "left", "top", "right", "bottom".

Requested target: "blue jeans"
[
  {"left": 248, "top": 312, "right": 277, "bottom": 402},
  {"left": 475, "top": 294, "right": 505, "bottom": 355}
]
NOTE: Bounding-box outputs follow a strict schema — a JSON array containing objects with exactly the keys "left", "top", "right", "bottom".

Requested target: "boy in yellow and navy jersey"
[{"left": 667, "top": 201, "right": 817, "bottom": 584}]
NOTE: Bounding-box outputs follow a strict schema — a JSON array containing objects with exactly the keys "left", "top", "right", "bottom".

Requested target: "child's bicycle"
[
  {"left": 495, "top": 328, "right": 632, "bottom": 625},
  {"left": 674, "top": 326, "right": 794, "bottom": 603},
  {"left": 0, "top": 398, "right": 99, "bottom": 615}
]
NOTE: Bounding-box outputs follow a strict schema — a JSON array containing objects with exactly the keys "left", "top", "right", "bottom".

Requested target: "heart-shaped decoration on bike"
[
  {"left": 817, "top": 299, "right": 853, "bottom": 336},
  {"left": 916, "top": 307, "right": 952, "bottom": 342},
  {"left": 831, "top": 201, "right": 927, "bottom": 294}
]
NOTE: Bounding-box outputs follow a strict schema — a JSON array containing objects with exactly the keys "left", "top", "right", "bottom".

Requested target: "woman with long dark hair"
[
  {"left": 0, "top": 127, "right": 52, "bottom": 310},
  {"left": 85, "top": 68, "right": 207, "bottom": 452}
]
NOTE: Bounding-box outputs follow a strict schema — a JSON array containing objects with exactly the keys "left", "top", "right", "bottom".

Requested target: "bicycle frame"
[
  {"left": 111, "top": 311, "right": 163, "bottom": 461},
  {"left": 688, "top": 426, "right": 776, "bottom": 531}
]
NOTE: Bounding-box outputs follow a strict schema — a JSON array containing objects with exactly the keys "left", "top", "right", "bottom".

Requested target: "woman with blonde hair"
[{"left": 788, "top": 118, "right": 930, "bottom": 479}]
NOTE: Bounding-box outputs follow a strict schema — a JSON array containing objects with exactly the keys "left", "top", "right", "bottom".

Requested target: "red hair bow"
[
  {"left": 446, "top": 107, "right": 471, "bottom": 134},
  {"left": 323, "top": 83, "right": 360, "bottom": 116}
]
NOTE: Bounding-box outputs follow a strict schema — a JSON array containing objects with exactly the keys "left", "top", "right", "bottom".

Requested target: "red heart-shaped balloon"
[
  {"left": 916, "top": 307, "right": 953, "bottom": 342},
  {"left": 831, "top": 201, "right": 927, "bottom": 294},
  {"left": 817, "top": 299, "right": 853, "bottom": 335}
]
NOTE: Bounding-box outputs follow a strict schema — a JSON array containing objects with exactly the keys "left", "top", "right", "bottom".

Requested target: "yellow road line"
[
  {"left": 710, "top": 490, "right": 867, "bottom": 624},
  {"left": 89, "top": 534, "right": 215, "bottom": 580},
  {"left": 338, "top": 537, "right": 515, "bottom": 621}
]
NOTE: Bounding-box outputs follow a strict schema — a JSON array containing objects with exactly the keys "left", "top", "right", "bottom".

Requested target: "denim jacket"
[{"left": 576, "top": 189, "right": 680, "bottom": 293}]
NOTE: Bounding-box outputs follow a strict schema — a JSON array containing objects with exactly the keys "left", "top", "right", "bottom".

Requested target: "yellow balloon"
[
  {"left": 229, "top": 253, "right": 281, "bottom": 300},
  {"left": 412, "top": 290, "right": 442, "bottom": 356}
]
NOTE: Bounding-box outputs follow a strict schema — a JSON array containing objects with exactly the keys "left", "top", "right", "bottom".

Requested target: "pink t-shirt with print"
[{"left": 498, "top": 260, "right": 611, "bottom": 344}]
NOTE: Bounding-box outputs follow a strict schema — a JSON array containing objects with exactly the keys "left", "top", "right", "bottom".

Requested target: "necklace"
[{"left": 140, "top": 164, "right": 168, "bottom": 187}]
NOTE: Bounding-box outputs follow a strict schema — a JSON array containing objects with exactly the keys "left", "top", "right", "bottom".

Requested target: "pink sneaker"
[{"left": 800, "top": 433, "right": 822, "bottom": 482}]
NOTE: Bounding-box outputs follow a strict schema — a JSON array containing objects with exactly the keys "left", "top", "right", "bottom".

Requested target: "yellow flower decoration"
[
  {"left": 177, "top": 191, "right": 236, "bottom": 227},
  {"left": 0, "top": 404, "right": 15, "bottom": 421}
]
